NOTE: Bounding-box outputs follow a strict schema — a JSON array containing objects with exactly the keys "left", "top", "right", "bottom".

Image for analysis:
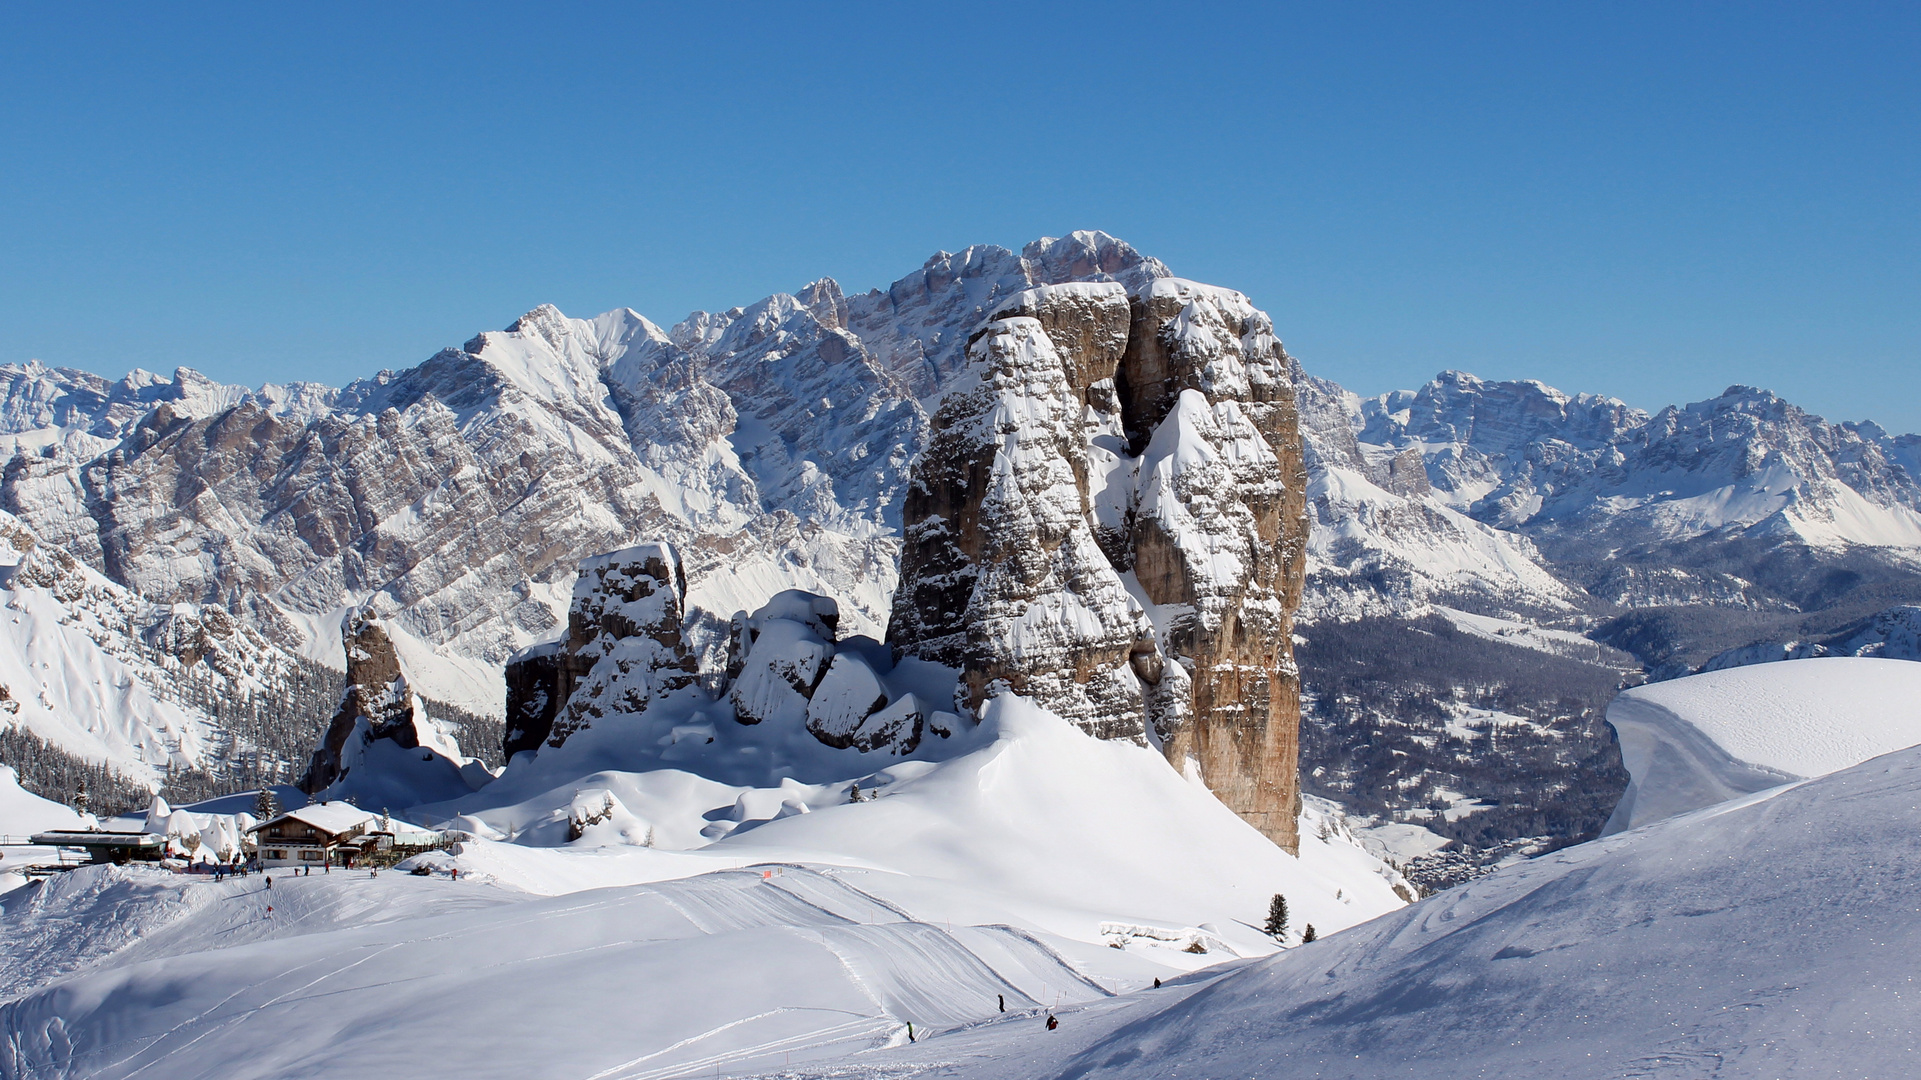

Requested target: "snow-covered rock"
[
  {"left": 890, "top": 277, "right": 1310, "bottom": 849},
  {"left": 502, "top": 545, "right": 702, "bottom": 763},
  {"left": 728, "top": 609, "right": 835, "bottom": 728},
  {"left": 1603, "top": 656, "right": 1921, "bottom": 832},
  {"left": 804, "top": 652, "right": 888, "bottom": 745},
  {"left": 892, "top": 305, "right": 1152, "bottom": 740}
]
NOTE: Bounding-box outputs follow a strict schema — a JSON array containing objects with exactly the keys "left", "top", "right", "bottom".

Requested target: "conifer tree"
[
  {"left": 1301, "top": 924, "right": 1318, "bottom": 943},
  {"left": 1264, "top": 893, "right": 1289, "bottom": 939},
  {"left": 255, "top": 788, "right": 281, "bottom": 821},
  {"left": 849, "top": 782, "right": 863, "bottom": 803}
]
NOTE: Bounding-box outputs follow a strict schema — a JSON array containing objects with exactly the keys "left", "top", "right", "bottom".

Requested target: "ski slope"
[
  {"left": 1604, "top": 656, "right": 1921, "bottom": 832},
  {"left": 0, "top": 698, "right": 1407, "bottom": 1079},
  {"left": 745, "top": 740, "right": 1921, "bottom": 1079}
]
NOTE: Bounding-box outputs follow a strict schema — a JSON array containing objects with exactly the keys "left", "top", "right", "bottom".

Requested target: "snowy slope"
[
  {"left": 0, "top": 514, "right": 315, "bottom": 787},
  {"left": 829, "top": 741, "right": 1921, "bottom": 1080},
  {"left": 0, "top": 518, "right": 218, "bottom": 776},
  {"left": 17, "top": 706, "right": 1921, "bottom": 1078},
  {"left": 0, "top": 699, "right": 1407, "bottom": 1080},
  {"left": 0, "top": 768, "right": 80, "bottom": 838},
  {"left": 1603, "top": 657, "right": 1921, "bottom": 832}
]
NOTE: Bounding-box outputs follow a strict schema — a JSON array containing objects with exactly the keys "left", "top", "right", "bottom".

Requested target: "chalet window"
[{"left": 299, "top": 850, "right": 321, "bottom": 860}]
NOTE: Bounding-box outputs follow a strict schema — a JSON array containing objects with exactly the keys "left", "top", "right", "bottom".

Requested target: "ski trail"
[{"left": 583, "top": 1010, "right": 886, "bottom": 1080}]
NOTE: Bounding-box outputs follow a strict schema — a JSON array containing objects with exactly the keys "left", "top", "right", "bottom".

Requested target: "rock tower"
[{"left": 888, "top": 279, "right": 1308, "bottom": 850}]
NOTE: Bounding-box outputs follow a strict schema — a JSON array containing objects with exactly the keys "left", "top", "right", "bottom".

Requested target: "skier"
[
  {"left": 1152, "top": 977, "right": 1161, "bottom": 989},
  {"left": 1045, "top": 1014, "right": 1059, "bottom": 1031},
  {"left": 264, "top": 875, "right": 272, "bottom": 890},
  {"left": 998, "top": 993, "right": 1005, "bottom": 1013}
]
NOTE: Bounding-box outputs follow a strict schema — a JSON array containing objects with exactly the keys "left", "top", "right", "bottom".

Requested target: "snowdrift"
[
  {"left": 0, "top": 767, "right": 81, "bottom": 838},
  {"left": 1604, "top": 656, "right": 1921, "bottom": 832}
]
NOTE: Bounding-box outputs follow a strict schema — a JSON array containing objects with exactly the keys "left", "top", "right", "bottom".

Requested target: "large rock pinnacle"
[
  {"left": 503, "top": 543, "right": 698, "bottom": 760},
  {"left": 300, "top": 610, "right": 480, "bottom": 805},
  {"left": 888, "top": 279, "right": 1308, "bottom": 851}
]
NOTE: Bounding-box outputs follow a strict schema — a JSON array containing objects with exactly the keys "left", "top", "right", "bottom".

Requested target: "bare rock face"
[
  {"left": 889, "top": 279, "right": 1309, "bottom": 850},
  {"left": 301, "top": 611, "right": 427, "bottom": 793},
  {"left": 1122, "top": 280, "right": 1308, "bottom": 849},
  {"left": 503, "top": 543, "right": 698, "bottom": 759}
]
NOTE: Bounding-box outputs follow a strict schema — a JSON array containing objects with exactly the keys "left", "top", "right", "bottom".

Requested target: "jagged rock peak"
[
  {"left": 845, "top": 231, "right": 1173, "bottom": 399},
  {"left": 503, "top": 543, "right": 699, "bottom": 761},
  {"left": 301, "top": 611, "right": 426, "bottom": 794},
  {"left": 890, "top": 307, "right": 1152, "bottom": 740},
  {"left": 888, "top": 276, "right": 1310, "bottom": 849}
]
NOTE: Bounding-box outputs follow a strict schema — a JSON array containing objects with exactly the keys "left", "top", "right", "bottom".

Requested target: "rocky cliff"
[
  {"left": 301, "top": 611, "right": 480, "bottom": 806},
  {"left": 888, "top": 278, "right": 1309, "bottom": 851}
]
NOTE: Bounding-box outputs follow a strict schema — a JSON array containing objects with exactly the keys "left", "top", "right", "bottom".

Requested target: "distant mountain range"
[{"left": 2, "top": 231, "right": 1917, "bottom": 865}]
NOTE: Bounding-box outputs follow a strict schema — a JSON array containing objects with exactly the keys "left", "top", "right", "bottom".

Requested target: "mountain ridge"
[{"left": 2, "top": 232, "right": 1918, "bottom": 866}]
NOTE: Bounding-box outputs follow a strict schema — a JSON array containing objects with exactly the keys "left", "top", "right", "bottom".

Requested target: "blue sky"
[{"left": 2, "top": 3, "right": 1915, "bottom": 429}]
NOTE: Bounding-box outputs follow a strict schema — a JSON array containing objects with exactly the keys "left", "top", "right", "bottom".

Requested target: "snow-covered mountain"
[
  {"left": 1302, "top": 368, "right": 1921, "bottom": 619},
  {"left": 0, "top": 510, "right": 334, "bottom": 794},
  {"left": 3, "top": 230, "right": 1920, "bottom": 866},
  {"left": 0, "top": 233, "right": 1180, "bottom": 724},
  {"left": 1288, "top": 364, "right": 1921, "bottom": 879}
]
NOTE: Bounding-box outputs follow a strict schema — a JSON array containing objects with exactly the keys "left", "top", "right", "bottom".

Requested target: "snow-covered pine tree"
[
  {"left": 255, "top": 788, "right": 281, "bottom": 821},
  {"left": 1302, "top": 924, "right": 1318, "bottom": 943},
  {"left": 849, "top": 781, "right": 863, "bottom": 803},
  {"left": 1265, "top": 893, "right": 1289, "bottom": 939}
]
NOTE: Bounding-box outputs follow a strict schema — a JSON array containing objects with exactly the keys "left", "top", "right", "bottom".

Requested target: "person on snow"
[{"left": 1045, "top": 1014, "right": 1059, "bottom": 1031}]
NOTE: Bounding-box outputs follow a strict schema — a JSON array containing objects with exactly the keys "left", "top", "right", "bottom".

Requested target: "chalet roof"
[
  {"left": 248, "top": 801, "right": 377, "bottom": 836},
  {"left": 28, "top": 830, "right": 167, "bottom": 848}
]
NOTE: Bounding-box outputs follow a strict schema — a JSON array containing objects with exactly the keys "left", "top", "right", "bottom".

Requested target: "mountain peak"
[{"left": 505, "top": 304, "right": 574, "bottom": 350}]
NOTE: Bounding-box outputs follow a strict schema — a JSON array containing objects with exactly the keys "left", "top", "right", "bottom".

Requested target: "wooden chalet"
[{"left": 248, "top": 802, "right": 446, "bottom": 868}]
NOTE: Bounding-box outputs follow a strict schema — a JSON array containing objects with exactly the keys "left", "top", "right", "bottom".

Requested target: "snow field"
[
  {"left": 0, "top": 699, "right": 1406, "bottom": 1079},
  {"left": 1605, "top": 656, "right": 1921, "bottom": 831},
  {"left": 767, "top": 741, "right": 1921, "bottom": 1079}
]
